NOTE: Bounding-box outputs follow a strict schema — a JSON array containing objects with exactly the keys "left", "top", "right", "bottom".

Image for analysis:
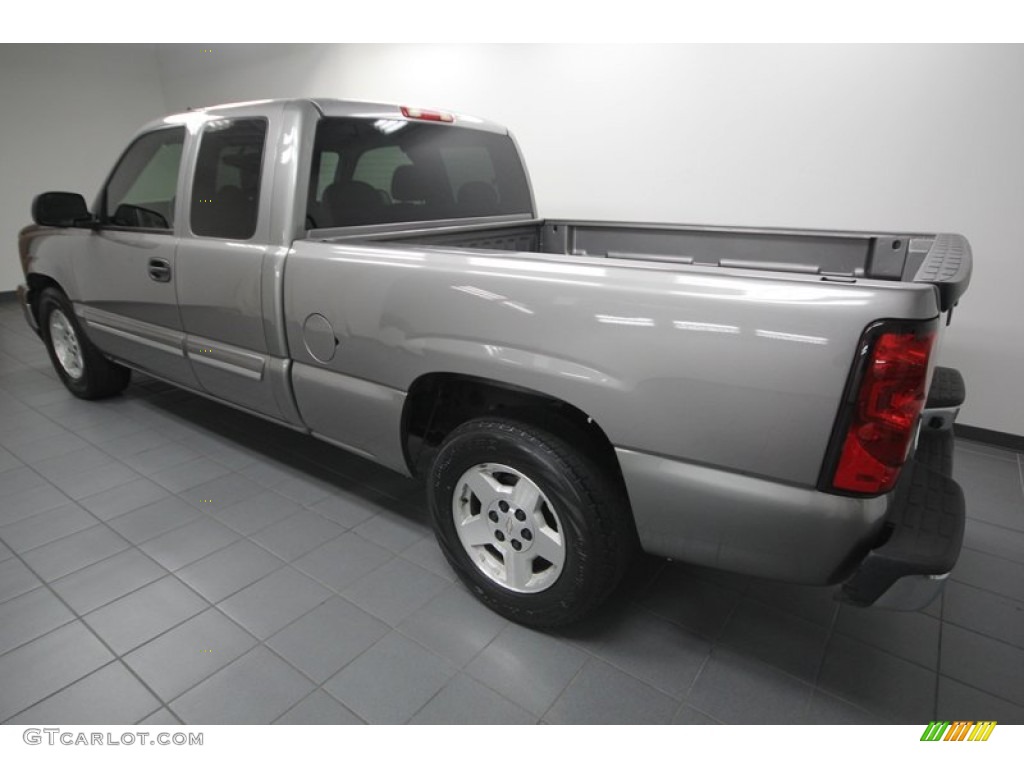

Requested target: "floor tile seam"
[
  {"left": 0, "top": 544, "right": 172, "bottom": 615},
  {"left": 156, "top": 613, "right": 330, "bottom": 723},
  {"left": 205, "top": 564, "right": 341, "bottom": 643},
  {"left": 59, "top": 422, "right": 157, "bottom": 465},
  {"left": 948, "top": 571, "right": 1024, "bottom": 602},
  {"left": 828, "top": 622, "right": 944, "bottom": 670},
  {"left": 0, "top": 485, "right": 143, "bottom": 564},
  {"left": 963, "top": 511, "right": 1024, "bottom": 534},
  {"left": 0, "top": 658, "right": 131, "bottom": 725},
  {"left": 272, "top": 681, "right": 368, "bottom": 725},
  {"left": 0, "top": 590, "right": 79, "bottom": 656},
  {"left": 959, "top": 543, "right": 1024, "bottom": 567},
  {"left": 939, "top": 609, "right": 1024, "bottom": 648},
  {"left": 238, "top": 518, "right": 350, "bottom": 561},
  {"left": 938, "top": 619, "right": 1024, "bottom": 655},
  {"left": 101, "top": 496, "right": 225, "bottom": 546},
  {"left": 128, "top": 447, "right": 234, "bottom": 484},
  {"left": 0, "top": 544, "right": 177, "bottom": 722},
  {"left": 710, "top": 633, "right": 827, "bottom": 691},
  {"left": 804, "top": 593, "right": 843, "bottom": 718},
  {"left": 0, "top": 513, "right": 139, "bottom": 573},
  {"left": 0, "top": 463, "right": 57, "bottom": 502},
  {"left": 820, "top": 624, "right": 951, "bottom": 677},
  {"left": 933, "top": 589, "right": 946, "bottom": 719},
  {"left": 807, "top": 686, "right": 891, "bottom": 724},
  {"left": 672, "top": 585, "right": 747, "bottom": 705},
  {"left": 960, "top": 542, "right": 1024, "bottom": 566},
  {"left": 179, "top": 558, "right": 291, "bottom": 606},
  {"left": 264, "top": 618, "right": 474, "bottom": 725},
  {"left": 141, "top": 525, "right": 257, "bottom": 577},
  {"left": 628, "top": 600, "right": 726, "bottom": 644},
  {"left": 738, "top": 588, "right": 843, "bottom": 630},
  {"left": 535, "top": 653, "right": 594, "bottom": 725},
  {"left": 422, "top": 660, "right": 548, "bottom": 725},
  {"left": 957, "top": 443, "right": 1021, "bottom": 464},
  {"left": 563, "top": 636, "right": 696, "bottom": 703},
  {"left": 282, "top": 531, "right": 409, "bottom": 602},
  {"left": 455, "top": 651, "right": 556, "bottom": 717},
  {"left": 934, "top": 673, "right": 1024, "bottom": 711}
]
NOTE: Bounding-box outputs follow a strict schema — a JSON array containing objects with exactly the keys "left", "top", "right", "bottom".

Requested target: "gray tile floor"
[{"left": 0, "top": 298, "right": 1022, "bottom": 725}]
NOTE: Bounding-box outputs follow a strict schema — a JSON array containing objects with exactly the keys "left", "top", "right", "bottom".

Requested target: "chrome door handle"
[{"left": 148, "top": 258, "right": 171, "bottom": 283}]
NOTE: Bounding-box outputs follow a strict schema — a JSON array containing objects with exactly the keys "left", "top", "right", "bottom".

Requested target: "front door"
[{"left": 74, "top": 126, "right": 198, "bottom": 388}]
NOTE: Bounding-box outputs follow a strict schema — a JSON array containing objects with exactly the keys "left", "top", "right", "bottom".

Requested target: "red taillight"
[
  {"left": 832, "top": 327, "right": 936, "bottom": 494},
  {"left": 400, "top": 106, "right": 454, "bottom": 123}
]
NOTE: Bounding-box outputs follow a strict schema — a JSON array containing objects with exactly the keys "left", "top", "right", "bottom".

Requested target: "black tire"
[
  {"left": 428, "top": 417, "right": 635, "bottom": 627},
  {"left": 38, "top": 288, "right": 131, "bottom": 399}
]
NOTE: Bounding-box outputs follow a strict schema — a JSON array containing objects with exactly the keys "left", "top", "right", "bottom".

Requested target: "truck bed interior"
[{"left": 343, "top": 219, "right": 937, "bottom": 283}]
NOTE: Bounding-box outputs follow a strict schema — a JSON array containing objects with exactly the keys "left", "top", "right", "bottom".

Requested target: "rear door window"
[{"left": 190, "top": 118, "right": 268, "bottom": 240}]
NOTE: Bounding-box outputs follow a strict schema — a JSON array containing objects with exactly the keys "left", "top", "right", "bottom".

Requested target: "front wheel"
[
  {"left": 38, "top": 288, "right": 131, "bottom": 399},
  {"left": 428, "top": 417, "right": 635, "bottom": 627}
]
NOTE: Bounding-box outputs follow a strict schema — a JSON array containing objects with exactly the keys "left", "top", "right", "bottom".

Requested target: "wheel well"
[
  {"left": 25, "top": 274, "right": 63, "bottom": 325},
  {"left": 402, "top": 373, "right": 621, "bottom": 478}
]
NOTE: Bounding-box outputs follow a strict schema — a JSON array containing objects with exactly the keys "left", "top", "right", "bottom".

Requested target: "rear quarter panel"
[{"left": 283, "top": 242, "right": 942, "bottom": 485}]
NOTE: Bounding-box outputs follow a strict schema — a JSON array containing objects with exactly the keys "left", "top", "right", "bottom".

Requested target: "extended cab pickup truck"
[{"left": 17, "top": 98, "right": 971, "bottom": 626}]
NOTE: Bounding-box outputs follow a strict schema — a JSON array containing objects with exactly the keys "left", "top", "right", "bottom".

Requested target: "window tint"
[
  {"left": 191, "top": 119, "right": 267, "bottom": 240},
  {"left": 440, "top": 146, "right": 496, "bottom": 199},
  {"left": 104, "top": 128, "right": 184, "bottom": 230},
  {"left": 353, "top": 146, "right": 411, "bottom": 198},
  {"left": 307, "top": 118, "right": 532, "bottom": 228},
  {"left": 315, "top": 151, "right": 340, "bottom": 200}
]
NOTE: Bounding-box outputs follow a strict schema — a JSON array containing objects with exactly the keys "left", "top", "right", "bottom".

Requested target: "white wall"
[
  {"left": 8, "top": 44, "right": 1024, "bottom": 435},
  {"left": 0, "top": 45, "right": 168, "bottom": 291}
]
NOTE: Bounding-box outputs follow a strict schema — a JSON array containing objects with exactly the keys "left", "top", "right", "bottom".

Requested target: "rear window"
[{"left": 307, "top": 117, "right": 532, "bottom": 228}]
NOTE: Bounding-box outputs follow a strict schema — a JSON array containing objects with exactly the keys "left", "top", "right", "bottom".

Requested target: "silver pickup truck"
[{"left": 17, "top": 98, "right": 971, "bottom": 626}]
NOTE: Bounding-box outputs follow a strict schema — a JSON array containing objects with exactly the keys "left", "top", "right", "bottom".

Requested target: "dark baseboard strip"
[
  {"left": 0, "top": 290, "right": 16, "bottom": 303},
  {"left": 955, "top": 423, "right": 1024, "bottom": 453}
]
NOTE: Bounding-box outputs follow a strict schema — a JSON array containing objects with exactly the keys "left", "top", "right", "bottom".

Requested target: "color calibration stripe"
[{"left": 920, "top": 721, "right": 997, "bottom": 741}]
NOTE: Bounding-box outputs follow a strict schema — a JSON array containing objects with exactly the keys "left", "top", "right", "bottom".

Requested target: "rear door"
[
  {"left": 175, "top": 110, "right": 288, "bottom": 419},
  {"left": 75, "top": 126, "right": 199, "bottom": 387}
]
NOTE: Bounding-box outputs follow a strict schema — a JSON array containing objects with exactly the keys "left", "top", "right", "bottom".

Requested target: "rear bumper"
[
  {"left": 16, "top": 284, "right": 38, "bottom": 334},
  {"left": 839, "top": 427, "right": 965, "bottom": 611},
  {"left": 617, "top": 448, "right": 890, "bottom": 585},
  {"left": 617, "top": 366, "right": 966, "bottom": 609}
]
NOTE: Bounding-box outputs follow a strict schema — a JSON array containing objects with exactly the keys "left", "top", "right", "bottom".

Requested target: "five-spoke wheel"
[
  {"left": 429, "top": 417, "right": 635, "bottom": 627},
  {"left": 452, "top": 462, "right": 566, "bottom": 593},
  {"left": 47, "top": 307, "right": 84, "bottom": 380},
  {"left": 38, "top": 287, "right": 131, "bottom": 399}
]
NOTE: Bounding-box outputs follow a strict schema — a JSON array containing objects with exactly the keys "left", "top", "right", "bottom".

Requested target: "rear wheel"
[
  {"left": 428, "top": 417, "right": 634, "bottom": 627},
  {"left": 38, "top": 288, "right": 131, "bottom": 399}
]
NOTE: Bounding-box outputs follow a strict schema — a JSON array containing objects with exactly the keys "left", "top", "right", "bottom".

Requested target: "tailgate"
[{"left": 904, "top": 233, "right": 973, "bottom": 312}]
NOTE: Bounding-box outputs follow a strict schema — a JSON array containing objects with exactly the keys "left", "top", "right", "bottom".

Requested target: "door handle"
[{"left": 148, "top": 258, "right": 172, "bottom": 283}]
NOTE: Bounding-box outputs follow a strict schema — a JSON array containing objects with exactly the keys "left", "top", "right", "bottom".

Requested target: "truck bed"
[{"left": 325, "top": 219, "right": 970, "bottom": 311}]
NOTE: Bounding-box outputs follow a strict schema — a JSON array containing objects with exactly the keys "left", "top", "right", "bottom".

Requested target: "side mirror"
[{"left": 32, "top": 192, "right": 91, "bottom": 227}]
